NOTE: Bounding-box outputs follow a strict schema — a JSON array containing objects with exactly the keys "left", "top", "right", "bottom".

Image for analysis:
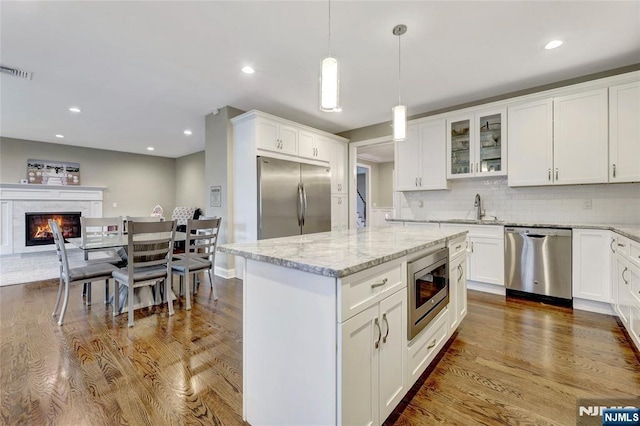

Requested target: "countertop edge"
[
  {"left": 387, "top": 219, "right": 640, "bottom": 243},
  {"left": 219, "top": 230, "right": 467, "bottom": 278}
]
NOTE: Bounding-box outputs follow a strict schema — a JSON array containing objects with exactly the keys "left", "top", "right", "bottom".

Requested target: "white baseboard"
[
  {"left": 214, "top": 265, "right": 236, "bottom": 279},
  {"left": 467, "top": 280, "right": 506, "bottom": 296},
  {"left": 573, "top": 298, "right": 616, "bottom": 316}
]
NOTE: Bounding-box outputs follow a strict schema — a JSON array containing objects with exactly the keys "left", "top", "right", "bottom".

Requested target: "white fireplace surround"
[{"left": 0, "top": 183, "right": 105, "bottom": 254}]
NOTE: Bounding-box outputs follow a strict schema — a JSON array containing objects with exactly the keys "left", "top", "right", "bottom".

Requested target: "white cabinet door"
[
  {"left": 449, "top": 254, "right": 467, "bottom": 332},
  {"left": 331, "top": 195, "right": 348, "bottom": 231},
  {"left": 572, "top": 229, "right": 612, "bottom": 302},
  {"left": 507, "top": 98, "right": 554, "bottom": 187},
  {"left": 418, "top": 119, "right": 448, "bottom": 190},
  {"left": 475, "top": 107, "right": 507, "bottom": 177},
  {"left": 468, "top": 236, "right": 504, "bottom": 285},
  {"left": 609, "top": 81, "right": 640, "bottom": 183},
  {"left": 553, "top": 88, "right": 608, "bottom": 185},
  {"left": 378, "top": 290, "right": 407, "bottom": 422},
  {"left": 395, "top": 124, "right": 421, "bottom": 190},
  {"left": 257, "top": 118, "right": 298, "bottom": 155},
  {"left": 615, "top": 255, "right": 632, "bottom": 326},
  {"left": 300, "top": 131, "right": 331, "bottom": 162},
  {"left": 447, "top": 114, "right": 474, "bottom": 178},
  {"left": 329, "top": 138, "right": 348, "bottom": 194},
  {"left": 340, "top": 304, "right": 379, "bottom": 426}
]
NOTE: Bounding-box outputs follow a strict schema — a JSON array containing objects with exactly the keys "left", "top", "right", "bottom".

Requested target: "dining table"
[{"left": 67, "top": 232, "right": 187, "bottom": 312}]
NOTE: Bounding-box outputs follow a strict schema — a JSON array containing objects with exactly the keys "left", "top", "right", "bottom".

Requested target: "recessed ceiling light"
[
  {"left": 544, "top": 40, "right": 563, "bottom": 50},
  {"left": 184, "top": 129, "right": 193, "bottom": 136},
  {"left": 147, "top": 146, "right": 155, "bottom": 151},
  {"left": 242, "top": 66, "right": 255, "bottom": 74},
  {"left": 55, "top": 134, "right": 64, "bottom": 138},
  {"left": 69, "top": 106, "right": 81, "bottom": 113}
]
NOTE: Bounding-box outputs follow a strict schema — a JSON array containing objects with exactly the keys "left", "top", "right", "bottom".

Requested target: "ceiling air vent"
[{"left": 0, "top": 65, "right": 33, "bottom": 80}]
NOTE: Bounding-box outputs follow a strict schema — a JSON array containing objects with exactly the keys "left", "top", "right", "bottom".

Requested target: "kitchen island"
[{"left": 218, "top": 226, "right": 467, "bottom": 425}]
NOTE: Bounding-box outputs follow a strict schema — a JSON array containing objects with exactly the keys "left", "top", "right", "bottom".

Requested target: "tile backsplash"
[{"left": 399, "top": 177, "right": 640, "bottom": 225}]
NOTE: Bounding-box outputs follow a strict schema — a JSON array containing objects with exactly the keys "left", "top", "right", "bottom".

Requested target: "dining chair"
[
  {"left": 172, "top": 217, "right": 221, "bottom": 310},
  {"left": 49, "top": 219, "right": 118, "bottom": 326},
  {"left": 112, "top": 220, "right": 176, "bottom": 327},
  {"left": 122, "top": 216, "right": 163, "bottom": 234},
  {"left": 81, "top": 216, "right": 126, "bottom": 303}
]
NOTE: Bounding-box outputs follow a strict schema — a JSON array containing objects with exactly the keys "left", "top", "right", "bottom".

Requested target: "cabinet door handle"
[
  {"left": 455, "top": 244, "right": 462, "bottom": 251},
  {"left": 548, "top": 169, "right": 551, "bottom": 181},
  {"left": 457, "top": 264, "right": 463, "bottom": 282},
  {"left": 471, "top": 242, "right": 474, "bottom": 253},
  {"left": 613, "top": 164, "right": 616, "bottom": 178},
  {"left": 622, "top": 267, "right": 629, "bottom": 285},
  {"left": 415, "top": 177, "right": 418, "bottom": 187},
  {"left": 555, "top": 168, "right": 559, "bottom": 180},
  {"left": 427, "top": 339, "right": 437, "bottom": 350},
  {"left": 610, "top": 239, "right": 616, "bottom": 253},
  {"left": 374, "top": 318, "right": 382, "bottom": 349},
  {"left": 475, "top": 163, "right": 479, "bottom": 173},
  {"left": 371, "top": 278, "right": 388, "bottom": 289},
  {"left": 419, "top": 177, "right": 423, "bottom": 186},
  {"left": 382, "top": 313, "right": 389, "bottom": 344},
  {"left": 618, "top": 243, "right": 626, "bottom": 248}
]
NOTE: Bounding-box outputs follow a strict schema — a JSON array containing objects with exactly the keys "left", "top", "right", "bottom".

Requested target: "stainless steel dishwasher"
[{"left": 505, "top": 227, "right": 572, "bottom": 301}]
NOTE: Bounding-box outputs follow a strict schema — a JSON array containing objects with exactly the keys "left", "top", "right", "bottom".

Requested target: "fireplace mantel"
[{"left": 0, "top": 183, "right": 105, "bottom": 254}]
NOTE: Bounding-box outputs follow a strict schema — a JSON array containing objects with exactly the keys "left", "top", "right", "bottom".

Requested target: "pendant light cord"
[
  {"left": 397, "top": 31, "right": 402, "bottom": 105},
  {"left": 328, "top": 0, "right": 332, "bottom": 56}
]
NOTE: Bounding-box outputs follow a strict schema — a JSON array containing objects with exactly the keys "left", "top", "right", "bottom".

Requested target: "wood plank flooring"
[{"left": 1, "top": 279, "right": 638, "bottom": 425}]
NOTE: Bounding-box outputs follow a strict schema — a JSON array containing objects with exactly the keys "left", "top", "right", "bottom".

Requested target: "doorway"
[{"left": 356, "top": 164, "right": 370, "bottom": 227}]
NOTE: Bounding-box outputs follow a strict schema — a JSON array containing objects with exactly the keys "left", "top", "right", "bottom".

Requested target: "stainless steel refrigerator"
[{"left": 257, "top": 156, "right": 331, "bottom": 239}]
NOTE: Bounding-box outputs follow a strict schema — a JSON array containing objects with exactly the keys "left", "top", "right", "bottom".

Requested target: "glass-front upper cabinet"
[{"left": 447, "top": 108, "right": 507, "bottom": 179}]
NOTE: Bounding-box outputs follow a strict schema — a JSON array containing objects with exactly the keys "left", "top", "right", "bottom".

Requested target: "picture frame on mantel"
[{"left": 26, "top": 159, "right": 80, "bottom": 185}]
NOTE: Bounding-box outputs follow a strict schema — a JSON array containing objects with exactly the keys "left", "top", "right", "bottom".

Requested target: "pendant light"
[
  {"left": 320, "top": 0, "right": 341, "bottom": 112},
  {"left": 392, "top": 24, "right": 407, "bottom": 141}
]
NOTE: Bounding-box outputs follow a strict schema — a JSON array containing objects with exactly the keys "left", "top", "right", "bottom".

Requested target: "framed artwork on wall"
[
  {"left": 26, "top": 159, "right": 80, "bottom": 185},
  {"left": 210, "top": 186, "right": 221, "bottom": 207}
]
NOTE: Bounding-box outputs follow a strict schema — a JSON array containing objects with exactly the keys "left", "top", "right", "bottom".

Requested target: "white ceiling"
[{"left": 1, "top": 1, "right": 638, "bottom": 159}]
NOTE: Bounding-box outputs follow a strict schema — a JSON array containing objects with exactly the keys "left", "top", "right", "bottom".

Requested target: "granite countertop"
[
  {"left": 218, "top": 226, "right": 466, "bottom": 278},
  {"left": 387, "top": 218, "right": 640, "bottom": 243}
]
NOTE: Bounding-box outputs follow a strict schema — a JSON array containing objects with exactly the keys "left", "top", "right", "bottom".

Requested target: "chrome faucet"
[{"left": 474, "top": 193, "right": 485, "bottom": 220}]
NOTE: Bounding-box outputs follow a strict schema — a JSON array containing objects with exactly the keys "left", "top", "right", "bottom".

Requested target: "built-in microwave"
[{"left": 407, "top": 248, "right": 449, "bottom": 340}]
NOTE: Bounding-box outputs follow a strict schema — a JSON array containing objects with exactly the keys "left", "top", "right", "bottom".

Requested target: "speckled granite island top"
[{"left": 218, "top": 226, "right": 466, "bottom": 278}]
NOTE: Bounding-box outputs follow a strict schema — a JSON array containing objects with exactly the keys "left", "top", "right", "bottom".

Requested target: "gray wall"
[
  {"left": 175, "top": 151, "right": 205, "bottom": 209},
  {"left": 205, "top": 106, "right": 244, "bottom": 273},
  {"left": 0, "top": 137, "right": 177, "bottom": 217},
  {"left": 356, "top": 159, "right": 394, "bottom": 208}
]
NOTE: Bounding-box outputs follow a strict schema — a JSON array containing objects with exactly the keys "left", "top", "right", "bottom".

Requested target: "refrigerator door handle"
[
  {"left": 301, "top": 184, "right": 308, "bottom": 226},
  {"left": 297, "top": 183, "right": 304, "bottom": 226}
]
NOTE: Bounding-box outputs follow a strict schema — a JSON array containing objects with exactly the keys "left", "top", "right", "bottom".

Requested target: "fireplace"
[{"left": 25, "top": 212, "right": 81, "bottom": 246}]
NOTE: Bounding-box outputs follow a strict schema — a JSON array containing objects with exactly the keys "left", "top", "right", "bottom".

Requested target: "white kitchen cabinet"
[
  {"left": 299, "top": 130, "right": 330, "bottom": 162},
  {"left": 329, "top": 137, "right": 348, "bottom": 194},
  {"left": 440, "top": 224, "right": 504, "bottom": 288},
  {"left": 447, "top": 108, "right": 506, "bottom": 179},
  {"left": 507, "top": 89, "right": 608, "bottom": 186},
  {"left": 507, "top": 98, "right": 554, "bottom": 187},
  {"left": 609, "top": 81, "right": 640, "bottom": 183},
  {"left": 572, "top": 229, "right": 611, "bottom": 303},
  {"left": 340, "top": 288, "right": 407, "bottom": 425},
  {"left": 331, "top": 194, "right": 348, "bottom": 231},
  {"left": 449, "top": 242, "right": 467, "bottom": 332},
  {"left": 396, "top": 119, "right": 448, "bottom": 190},
  {"left": 257, "top": 116, "right": 298, "bottom": 155},
  {"left": 553, "top": 88, "right": 609, "bottom": 185},
  {"left": 611, "top": 233, "right": 640, "bottom": 351}
]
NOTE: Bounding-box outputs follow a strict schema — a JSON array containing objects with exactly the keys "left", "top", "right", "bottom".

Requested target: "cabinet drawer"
[
  {"left": 448, "top": 236, "right": 466, "bottom": 259},
  {"left": 339, "top": 262, "right": 404, "bottom": 322},
  {"left": 441, "top": 223, "right": 503, "bottom": 238},
  {"left": 629, "top": 301, "right": 640, "bottom": 351},
  {"left": 615, "top": 234, "right": 630, "bottom": 257},
  {"left": 629, "top": 240, "right": 640, "bottom": 268},
  {"left": 407, "top": 308, "right": 448, "bottom": 385}
]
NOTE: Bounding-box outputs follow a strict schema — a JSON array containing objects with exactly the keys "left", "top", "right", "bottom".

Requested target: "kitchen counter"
[
  {"left": 387, "top": 218, "right": 640, "bottom": 243},
  {"left": 218, "top": 226, "right": 466, "bottom": 278}
]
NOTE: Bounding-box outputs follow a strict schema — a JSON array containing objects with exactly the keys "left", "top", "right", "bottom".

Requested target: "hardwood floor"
[{"left": 1, "top": 279, "right": 638, "bottom": 425}]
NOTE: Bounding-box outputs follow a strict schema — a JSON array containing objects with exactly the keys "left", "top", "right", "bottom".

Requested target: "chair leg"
[
  {"left": 104, "top": 280, "right": 110, "bottom": 305},
  {"left": 113, "top": 280, "right": 120, "bottom": 317},
  {"left": 167, "top": 278, "right": 175, "bottom": 316},
  {"left": 208, "top": 270, "right": 218, "bottom": 300},
  {"left": 58, "top": 278, "right": 71, "bottom": 326},
  {"left": 185, "top": 272, "right": 191, "bottom": 311},
  {"left": 52, "top": 276, "right": 64, "bottom": 317},
  {"left": 128, "top": 284, "right": 134, "bottom": 327},
  {"left": 86, "top": 282, "right": 92, "bottom": 306}
]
